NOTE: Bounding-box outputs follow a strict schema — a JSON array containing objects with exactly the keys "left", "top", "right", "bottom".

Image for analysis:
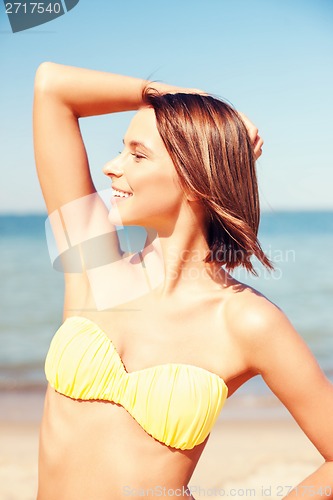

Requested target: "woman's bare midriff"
[
  {"left": 37, "top": 273, "right": 254, "bottom": 500},
  {"left": 38, "top": 385, "right": 205, "bottom": 499}
]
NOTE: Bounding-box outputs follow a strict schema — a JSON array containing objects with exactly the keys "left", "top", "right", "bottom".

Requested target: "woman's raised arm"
[
  {"left": 32, "top": 63, "right": 180, "bottom": 312},
  {"left": 33, "top": 62, "right": 156, "bottom": 214}
]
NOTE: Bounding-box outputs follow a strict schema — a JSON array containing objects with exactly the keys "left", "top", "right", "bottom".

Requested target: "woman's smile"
[{"left": 111, "top": 187, "right": 134, "bottom": 200}]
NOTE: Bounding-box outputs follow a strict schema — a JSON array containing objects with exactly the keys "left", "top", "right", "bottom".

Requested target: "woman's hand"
[{"left": 237, "top": 111, "right": 264, "bottom": 160}]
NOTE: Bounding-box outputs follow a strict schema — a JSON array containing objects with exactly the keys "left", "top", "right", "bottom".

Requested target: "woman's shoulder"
[
  {"left": 221, "top": 279, "right": 296, "bottom": 375},
  {"left": 222, "top": 278, "right": 288, "bottom": 347}
]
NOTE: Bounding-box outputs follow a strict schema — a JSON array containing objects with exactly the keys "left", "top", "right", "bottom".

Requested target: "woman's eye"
[{"left": 131, "top": 153, "right": 145, "bottom": 161}]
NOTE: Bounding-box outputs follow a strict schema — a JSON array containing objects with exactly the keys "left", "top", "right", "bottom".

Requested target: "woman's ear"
[
  {"left": 183, "top": 185, "right": 199, "bottom": 202},
  {"left": 186, "top": 192, "right": 199, "bottom": 202}
]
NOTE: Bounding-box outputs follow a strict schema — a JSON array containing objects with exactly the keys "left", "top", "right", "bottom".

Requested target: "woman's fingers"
[
  {"left": 253, "top": 134, "right": 264, "bottom": 159},
  {"left": 237, "top": 111, "right": 264, "bottom": 160}
]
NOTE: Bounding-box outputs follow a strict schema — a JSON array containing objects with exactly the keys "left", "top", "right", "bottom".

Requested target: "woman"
[{"left": 33, "top": 62, "right": 333, "bottom": 500}]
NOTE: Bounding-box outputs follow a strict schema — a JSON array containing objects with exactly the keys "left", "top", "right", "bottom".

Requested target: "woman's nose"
[{"left": 103, "top": 155, "right": 124, "bottom": 178}]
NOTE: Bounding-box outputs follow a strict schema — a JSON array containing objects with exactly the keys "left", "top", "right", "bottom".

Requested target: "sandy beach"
[{"left": 0, "top": 389, "right": 323, "bottom": 500}]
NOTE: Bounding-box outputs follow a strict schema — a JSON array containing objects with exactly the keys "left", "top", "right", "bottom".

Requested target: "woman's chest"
[
  {"left": 65, "top": 278, "right": 249, "bottom": 384},
  {"left": 81, "top": 292, "right": 228, "bottom": 373}
]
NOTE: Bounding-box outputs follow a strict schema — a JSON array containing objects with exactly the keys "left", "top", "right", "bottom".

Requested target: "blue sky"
[{"left": 1, "top": 0, "right": 333, "bottom": 213}]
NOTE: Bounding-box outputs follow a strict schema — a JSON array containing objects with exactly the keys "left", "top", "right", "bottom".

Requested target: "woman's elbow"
[{"left": 34, "top": 61, "right": 60, "bottom": 95}]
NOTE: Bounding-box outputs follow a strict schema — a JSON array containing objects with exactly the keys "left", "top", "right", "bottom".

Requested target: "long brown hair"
[{"left": 142, "top": 88, "right": 274, "bottom": 275}]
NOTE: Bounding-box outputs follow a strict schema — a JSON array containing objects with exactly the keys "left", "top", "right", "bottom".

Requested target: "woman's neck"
[{"left": 140, "top": 225, "right": 230, "bottom": 298}]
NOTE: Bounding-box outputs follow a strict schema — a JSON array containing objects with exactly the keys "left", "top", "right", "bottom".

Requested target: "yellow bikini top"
[{"left": 44, "top": 316, "right": 228, "bottom": 450}]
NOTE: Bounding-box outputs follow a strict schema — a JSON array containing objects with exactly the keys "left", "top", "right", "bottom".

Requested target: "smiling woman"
[
  {"left": 105, "top": 106, "right": 200, "bottom": 233},
  {"left": 33, "top": 62, "right": 333, "bottom": 500}
]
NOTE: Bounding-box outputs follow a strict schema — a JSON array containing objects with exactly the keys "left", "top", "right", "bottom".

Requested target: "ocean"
[{"left": 1, "top": 212, "right": 332, "bottom": 397}]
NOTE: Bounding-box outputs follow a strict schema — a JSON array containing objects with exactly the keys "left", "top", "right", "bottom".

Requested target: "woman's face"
[{"left": 103, "top": 107, "right": 189, "bottom": 231}]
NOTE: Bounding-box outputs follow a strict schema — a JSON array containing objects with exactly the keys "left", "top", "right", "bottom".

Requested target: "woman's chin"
[{"left": 107, "top": 209, "right": 123, "bottom": 226}]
